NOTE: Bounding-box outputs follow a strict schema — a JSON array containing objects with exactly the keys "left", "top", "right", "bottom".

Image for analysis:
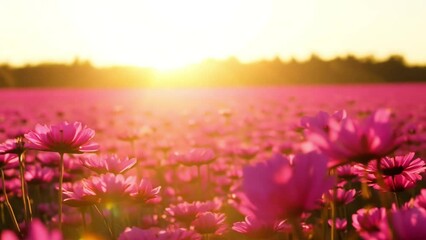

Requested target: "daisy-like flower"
[
  {"left": 0, "top": 154, "right": 19, "bottom": 170},
  {"left": 83, "top": 173, "right": 136, "bottom": 203},
  {"left": 192, "top": 212, "right": 227, "bottom": 235},
  {"left": 166, "top": 201, "right": 221, "bottom": 225},
  {"left": 80, "top": 154, "right": 137, "bottom": 174},
  {"left": 365, "top": 152, "right": 426, "bottom": 192},
  {"left": 327, "top": 218, "right": 347, "bottom": 231},
  {"left": 0, "top": 138, "right": 25, "bottom": 155},
  {"left": 118, "top": 227, "right": 157, "bottom": 240},
  {"left": 130, "top": 178, "right": 161, "bottom": 203},
  {"left": 24, "top": 122, "right": 99, "bottom": 154},
  {"left": 232, "top": 216, "right": 288, "bottom": 239},
  {"left": 157, "top": 229, "right": 202, "bottom": 240},
  {"left": 306, "top": 109, "right": 402, "bottom": 167},
  {"left": 178, "top": 148, "right": 216, "bottom": 166},
  {"left": 352, "top": 207, "right": 391, "bottom": 240},
  {"left": 62, "top": 182, "right": 98, "bottom": 207},
  {"left": 323, "top": 188, "right": 357, "bottom": 206}
]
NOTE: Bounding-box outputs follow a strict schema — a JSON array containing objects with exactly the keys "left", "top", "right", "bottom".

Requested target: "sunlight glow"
[{"left": 58, "top": 0, "right": 274, "bottom": 70}]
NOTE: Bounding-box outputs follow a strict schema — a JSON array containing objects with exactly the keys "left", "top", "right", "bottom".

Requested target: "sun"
[{"left": 58, "top": 0, "right": 273, "bottom": 70}]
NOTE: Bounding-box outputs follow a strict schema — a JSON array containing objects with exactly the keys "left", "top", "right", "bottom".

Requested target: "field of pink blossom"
[{"left": 1, "top": 83, "right": 426, "bottom": 240}]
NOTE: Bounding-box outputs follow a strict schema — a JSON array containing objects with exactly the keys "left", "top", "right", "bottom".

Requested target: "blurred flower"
[
  {"left": 352, "top": 207, "right": 391, "bottom": 240},
  {"left": 62, "top": 181, "right": 98, "bottom": 207},
  {"left": 192, "top": 212, "right": 226, "bottom": 235},
  {"left": 306, "top": 109, "right": 402, "bottom": 167},
  {"left": 0, "top": 219, "right": 62, "bottom": 240},
  {"left": 83, "top": 173, "right": 136, "bottom": 203},
  {"left": 166, "top": 201, "right": 221, "bottom": 225},
  {"left": 327, "top": 218, "right": 347, "bottom": 231},
  {"left": 130, "top": 178, "right": 161, "bottom": 203},
  {"left": 25, "top": 165, "right": 55, "bottom": 184},
  {"left": 118, "top": 227, "right": 157, "bottom": 240},
  {"left": 323, "top": 188, "right": 356, "bottom": 206},
  {"left": 24, "top": 122, "right": 99, "bottom": 154},
  {"left": 178, "top": 148, "right": 216, "bottom": 166},
  {"left": 392, "top": 207, "right": 426, "bottom": 239},
  {"left": 0, "top": 154, "right": 19, "bottom": 170},
  {"left": 0, "top": 137, "right": 26, "bottom": 155},
  {"left": 158, "top": 229, "right": 201, "bottom": 240},
  {"left": 242, "top": 152, "right": 334, "bottom": 222},
  {"left": 232, "top": 216, "right": 288, "bottom": 239},
  {"left": 80, "top": 154, "right": 137, "bottom": 174}
]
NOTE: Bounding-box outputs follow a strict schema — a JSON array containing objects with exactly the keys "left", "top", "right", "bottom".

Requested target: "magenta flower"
[
  {"left": 0, "top": 154, "right": 19, "bottom": 170},
  {"left": 83, "top": 173, "right": 136, "bottom": 203},
  {"left": 118, "top": 227, "right": 157, "bottom": 240},
  {"left": 327, "top": 218, "right": 347, "bottom": 231},
  {"left": 24, "top": 122, "right": 99, "bottom": 154},
  {"left": 352, "top": 207, "right": 391, "bottom": 240},
  {"left": 306, "top": 109, "right": 402, "bottom": 167},
  {"left": 157, "top": 229, "right": 202, "bottom": 240},
  {"left": 192, "top": 212, "right": 227, "bottom": 235},
  {"left": 0, "top": 138, "right": 25, "bottom": 155},
  {"left": 365, "top": 152, "right": 425, "bottom": 192},
  {"left": 80, "top": 154, "right": 137, "bottom": 174},
  {"left": 323, "top": 188, "right": 357, "bottom": 206},
  {"left": 24, "top": 165, "right": 55, "bottom": 184},
  {"left": 62, "top": 181, "right": 98, "bottom": 207},
  {"left": 392, "top": 207, "right": 426, "bottom": 240},
  {"left": 178, "top": 148, "right": 216, "bottom": 166},
  {"left": 130, "top": 178, "right": 161, "bottom": 203},
  {"left": 166, "top": 201, "right": 221, "bottom": 225},
  {"left": 414, "top": 189, "right": 426, "bottom": 210},
  {"left": 300, "top": 110, "right": 347, "bottom": 132},
  {"left": 0, "top": 219, "right": 62, "bottom": 240},
  {"left": 242, "top": 152, "right": 334, "bottom": 221},
  {"left": 232, "top": 216, "right": 287, "bottom": 239}
]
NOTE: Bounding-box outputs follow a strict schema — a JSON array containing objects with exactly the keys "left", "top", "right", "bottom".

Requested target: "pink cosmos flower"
[
  {"left": 192, "top": 212, "right": 227, "bottom": 235},
  {"left": 24, "top": 122, "right": 99, "bottom": 154},
  {"left": 327, "top": 218, "right": 347, "bottom": 231},
  {"left": 0, "top": 138, "right": 25, "bottom": 155},
  {"left": 118, "top": 227, "right": 157, "bottom": 240},
  {"left": 323, "top": 188, "right": 357, "bottom": 206},
  {"left": 306, "top": 109, "right": 402, "bottom": 167},
  {"left": 242, "top": 152, "right": 334, "bottom": 222},
  {"left": 166, "top": 201, "right": 221, "bottom": 225},
  {"left": 300, "top": 110, "right": 347, "bottom": 132},
  {"left": 392, "top": 207, "right": 426, "bottom": 240},
  {"left": 0, "top": 219, "right": 62, "bottom": 240},
  {"left": 25, "top": 165, "right": 55, "bottom": 184},
  {"left": 83, "top": 173, "right": 136, "bottom": 203},
  {"left": 80, "top": 154, "right": 137, "bottom": 174},
  {"left": 62, "top": 181, "right": 98, "bottom": 207},
  {"left": 364, "top": 152, "right": 425, "bottom": 192},
  {"left": 157, "top": 229, "right": 202, "bottom": 240},
  {"left": 130, "top": 178, "right": 161, "bottom": 203},
  {"left": 0, "top": 154, "right": 19, "bottom": 170},
  {"left": 352, "top": 207, "right": 391, "bottom": 240},
  {"left": 232, "top": 216, "right": 288, "bottom": 239},
  {"left": 414, "top": 189, "right": 426, "bottom": 210},
  {"left": 178, "top": 148, "right": 216, "bottom": 166}
]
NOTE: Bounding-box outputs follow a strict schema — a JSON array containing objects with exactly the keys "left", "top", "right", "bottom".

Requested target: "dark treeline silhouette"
[{"left": 1, "top": 54, "right": 426, "bottom": 88}]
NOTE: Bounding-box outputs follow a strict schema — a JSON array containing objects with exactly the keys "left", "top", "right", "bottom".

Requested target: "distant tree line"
[{"left": 0, "top": 55, "right": 425, "bottom": 88}]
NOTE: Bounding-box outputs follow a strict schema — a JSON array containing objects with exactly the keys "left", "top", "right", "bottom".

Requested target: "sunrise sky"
[{"left": 1, "top": 0, "right": 425, "bottom": 69}]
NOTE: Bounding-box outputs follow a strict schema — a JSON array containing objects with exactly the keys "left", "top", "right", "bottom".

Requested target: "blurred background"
[{"left": 0, "top": 0, "right": 425, "bottom": 88}]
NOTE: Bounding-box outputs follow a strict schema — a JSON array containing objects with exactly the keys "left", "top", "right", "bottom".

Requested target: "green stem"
[
  {"left": 394, "top": 192, "right": 400, "bottom": 208},
  {"left": 58, "top": 152, "right": 64, "bottom": 231},
  {"left": 289, "top": 217, "right": 306, "bottom": 240},
  {"left": 1, "top": 169, "right": 21, "bottom": 232},
  {"left": 18, "top": 153, "right": 29, "bottom": 223},
  {"left": 93, "top": 204, "right": 114, "bottom": 240}
]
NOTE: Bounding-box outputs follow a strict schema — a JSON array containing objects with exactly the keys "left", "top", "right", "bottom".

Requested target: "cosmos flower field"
[{"left": 1, "top": 83, "right": 426, "bottom": 240}]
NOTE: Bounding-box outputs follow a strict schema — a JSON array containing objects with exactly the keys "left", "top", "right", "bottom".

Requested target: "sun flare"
[{"left": 58, "top": 0, "right": 273, "bottom": 70}]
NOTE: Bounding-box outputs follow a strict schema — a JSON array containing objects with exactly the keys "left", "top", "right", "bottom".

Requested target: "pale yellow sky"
[{"left": 1, "top": 0, "right": 425, "bottom": 69}]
